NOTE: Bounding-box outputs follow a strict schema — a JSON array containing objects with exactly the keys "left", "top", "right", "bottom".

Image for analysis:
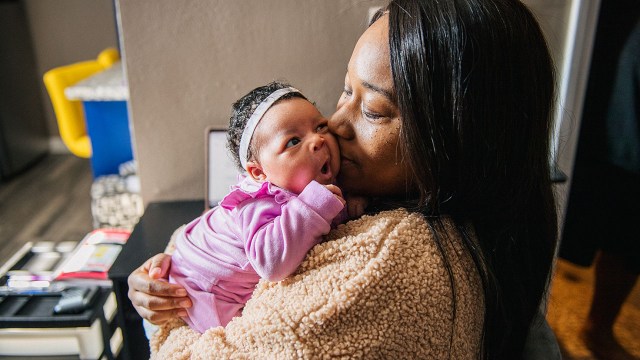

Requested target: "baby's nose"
[{"left": 310, "top": 135, "right": 325, "bottom": 152}]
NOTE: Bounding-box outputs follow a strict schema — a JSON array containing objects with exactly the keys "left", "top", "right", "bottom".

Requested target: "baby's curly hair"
[{"left": 227, "top": 81, "right": 308, "bottom": 171}]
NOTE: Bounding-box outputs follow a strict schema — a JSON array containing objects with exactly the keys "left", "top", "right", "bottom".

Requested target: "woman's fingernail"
[
  {"left": 178, "top": 310, "right": 187, "bottom": 317},
  {"left": 176, "top": 289, "right": 187, "bottom": 297},
  {"left": 180, "top": 300, "right": 191, "bottom": 308}
]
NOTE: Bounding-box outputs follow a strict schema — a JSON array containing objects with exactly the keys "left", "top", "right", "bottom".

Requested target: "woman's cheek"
[{"left": 366, "top": 121, "right": 401, "bottom": 164}]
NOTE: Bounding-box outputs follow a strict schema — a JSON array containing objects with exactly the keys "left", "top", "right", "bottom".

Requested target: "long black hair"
[{"left": 383, "top": 0, "right": 558, "bottom": 357}]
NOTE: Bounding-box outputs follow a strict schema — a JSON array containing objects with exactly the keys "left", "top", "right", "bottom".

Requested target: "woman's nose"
[{"left": 328, "top": 106, "right": 355, "bottom": 140}]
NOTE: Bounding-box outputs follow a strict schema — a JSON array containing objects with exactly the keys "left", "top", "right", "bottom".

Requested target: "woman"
[{"left": 128, "top": 0, "right": 557, "bottom": 358}]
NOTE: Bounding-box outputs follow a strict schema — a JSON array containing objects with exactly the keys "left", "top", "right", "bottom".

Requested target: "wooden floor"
[
  {"left": 0, "top": 154, "right": 94, "bottom": 264},
  {"left": 548, "top": 259, "right": 640, "bottom": 359}
]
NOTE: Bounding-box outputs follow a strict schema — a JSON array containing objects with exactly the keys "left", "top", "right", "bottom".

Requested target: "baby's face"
[{"left": 250, "top": 98, "right": 340, "bottom": 194}]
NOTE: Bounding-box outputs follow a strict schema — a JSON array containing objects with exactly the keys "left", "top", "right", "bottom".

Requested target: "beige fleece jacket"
[{"left": 150, "top": 209, "right": 484, "bottom": 359}]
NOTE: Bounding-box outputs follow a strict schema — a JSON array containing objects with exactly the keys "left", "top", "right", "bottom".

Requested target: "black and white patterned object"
[{"left": 91, "top": 173, "right": 143, "bottom": 230}]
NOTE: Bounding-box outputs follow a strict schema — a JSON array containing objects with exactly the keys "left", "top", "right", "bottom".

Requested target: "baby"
[{"left": 169, "top": 81, "right": 350, "bottom": 333}]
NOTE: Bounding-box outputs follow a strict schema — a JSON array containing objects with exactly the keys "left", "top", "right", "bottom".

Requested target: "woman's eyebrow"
[
  {"left": 346, "top": 68, "right": 395, "bottom": 101},
  {"left": 362, "top": 80, "right": 395, "bottom": 101}
]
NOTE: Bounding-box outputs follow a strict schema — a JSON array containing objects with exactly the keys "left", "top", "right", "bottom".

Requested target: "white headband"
[{"left": 239, "top": 87, "right": 300, "bottom": 169}]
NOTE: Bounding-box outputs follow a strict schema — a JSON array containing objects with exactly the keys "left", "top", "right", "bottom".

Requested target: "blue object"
[{"left": 82, "top": 100, "right": 133, "bottom": 177}]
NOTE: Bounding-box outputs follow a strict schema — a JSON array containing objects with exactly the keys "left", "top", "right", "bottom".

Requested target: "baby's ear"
[{"left": 246, "top": 161, "right": 266, "bottom": 182}]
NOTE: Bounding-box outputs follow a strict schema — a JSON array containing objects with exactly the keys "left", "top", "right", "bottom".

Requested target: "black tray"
[
  {"left": 0, "top": 241, "right": 77, "bottom": 287},
  {"left": 0, "top": 287, "right": 109, "bottom": 328}
]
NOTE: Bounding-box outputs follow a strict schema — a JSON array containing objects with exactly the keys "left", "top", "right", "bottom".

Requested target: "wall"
[
  {"left": 118, "top": 0, "right": 385, "bottom": 203},
  {"left": 118, "top": 0, "right": 595, "bottom": 216},
  {"left": 24, "top": 0, "right": 118, "bottom": 150},
  {"left": 524, "top": 0, "right": 600, "bottom": 229}
]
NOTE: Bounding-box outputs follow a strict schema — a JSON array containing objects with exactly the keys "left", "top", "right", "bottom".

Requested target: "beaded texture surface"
[{"left": 151, "top": 209, "right": 484, "bottom": 359}]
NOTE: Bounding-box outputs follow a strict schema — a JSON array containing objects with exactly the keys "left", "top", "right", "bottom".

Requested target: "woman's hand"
[
  {"left": 346, "top": 195, "right": 369, "bottom": 219},
  {"left": 127, "top": 253, "right": 192, "bottom": 325}
]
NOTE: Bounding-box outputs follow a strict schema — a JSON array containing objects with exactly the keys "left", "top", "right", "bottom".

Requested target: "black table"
[{"left": 108, "top": 200, "right": 204, "bottom": 360}]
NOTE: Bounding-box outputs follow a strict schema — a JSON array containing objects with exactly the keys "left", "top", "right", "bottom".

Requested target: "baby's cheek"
[{"left": 295, "top": 168, "right": 320, "bottom": 192}]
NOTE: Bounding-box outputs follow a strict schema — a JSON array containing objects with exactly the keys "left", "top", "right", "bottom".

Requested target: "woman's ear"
[{"left": 246, "top": 161, "right": 266, "bottom": 182}]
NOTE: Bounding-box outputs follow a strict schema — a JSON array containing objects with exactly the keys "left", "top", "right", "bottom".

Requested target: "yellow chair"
[{"left": 43, "top": 48, "right": 120, "bottom": 158}]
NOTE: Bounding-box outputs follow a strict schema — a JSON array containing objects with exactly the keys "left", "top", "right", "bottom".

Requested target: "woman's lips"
[{"left": 340, "top": 155, "right": 356, "bottom": 168}]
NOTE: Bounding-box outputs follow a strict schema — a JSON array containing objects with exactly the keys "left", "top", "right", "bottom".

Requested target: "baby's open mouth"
[{"left": 321, "top": 162, "right": 328, "bottom": 174}]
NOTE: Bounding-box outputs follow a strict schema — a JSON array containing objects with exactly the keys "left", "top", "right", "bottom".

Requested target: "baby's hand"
[
  {"left": 346, "top": 195, "right": 369, "bottom": 219},
  {"left": 324, "top": 184, "right": 346, "bottom": 206}
]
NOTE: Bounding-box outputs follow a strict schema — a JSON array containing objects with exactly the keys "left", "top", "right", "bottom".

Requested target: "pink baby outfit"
[{"left": 170, "top": 176, "right": 345, "bottom": 333}]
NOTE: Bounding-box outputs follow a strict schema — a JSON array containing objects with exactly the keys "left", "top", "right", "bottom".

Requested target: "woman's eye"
[
  {"left": 363, "top": 109, "right": 383, "bottom": 120},
  {"left": 286, "top": 138, "right": 301, "bottom": 148},
  {"left": 343, "top": 87, "right": 353, "bottom": 96}
]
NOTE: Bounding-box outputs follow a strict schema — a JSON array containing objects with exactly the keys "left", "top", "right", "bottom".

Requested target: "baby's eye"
[
  {"left": 316, "top": 123, "right": 329, "bottom": 133},
  {"left": 286, "top": 138, "right": 301, "bottom": 148}
]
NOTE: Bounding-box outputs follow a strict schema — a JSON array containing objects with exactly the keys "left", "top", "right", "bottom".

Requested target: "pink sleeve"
[
  {"left": 170, "top": 226, "right": 223, "bottom": 333},
  {"left": 238, "top": 181, "right": 344, "bottom": 281}
]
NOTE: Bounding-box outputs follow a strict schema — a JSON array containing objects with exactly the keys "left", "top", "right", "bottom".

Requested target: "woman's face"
[{"left": 330, "top": 15, "right": 413, "bottom": 197}]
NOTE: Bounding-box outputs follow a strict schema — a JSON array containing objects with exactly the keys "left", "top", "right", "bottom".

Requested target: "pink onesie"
[{"left": 170, "top": 176, "right": 345, "bottom": 333}]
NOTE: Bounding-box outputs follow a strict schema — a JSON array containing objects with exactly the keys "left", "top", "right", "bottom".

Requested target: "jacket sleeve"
[
  {"left": 238, "top": 181, "right": 344, "bottom": 282},
  {"left": 150, "top": 210, "right": 484, "bottom": 360}
]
